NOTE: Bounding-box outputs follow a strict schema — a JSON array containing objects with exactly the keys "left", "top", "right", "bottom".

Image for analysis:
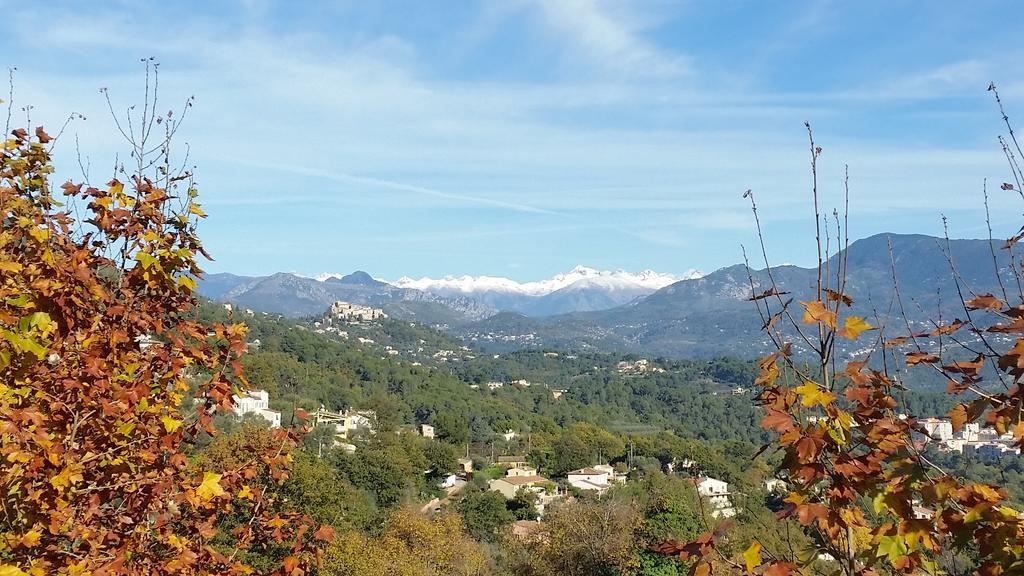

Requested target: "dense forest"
[{"left": 184, "top": 300, "right": 1024, "bottom": 574}]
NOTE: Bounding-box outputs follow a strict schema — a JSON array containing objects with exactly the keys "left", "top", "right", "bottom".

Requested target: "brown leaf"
[
  {"left": 824, "top": 288, "right": 853, "bottom": 306},
  {"left": 795, "top": 503, "right": 828, "bottom": 525},
  {"left": 749, "top": 287, "right": 790, "bottom": 301},
  {"left": 965, "top": 294, "right": 1004, "bottom": 311},
  {"left": 763, "top": 563, "right": 798, "bottom": 576},
  {"left": 931, "top": 320, "right": 966, "bottom": 336},
  {"left": 761, "top": 409, "right": 794, "bottom": 433},
  {"left": 906, "top": 351, "right": 940, "bottom": 366},
  {"left": 795, "top": 435, "right": 825, "bottom": 461}
]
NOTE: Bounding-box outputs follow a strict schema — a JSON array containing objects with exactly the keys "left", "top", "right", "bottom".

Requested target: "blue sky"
[{"left": 3, "top": 1, "right": 1023, "bottom": 280}]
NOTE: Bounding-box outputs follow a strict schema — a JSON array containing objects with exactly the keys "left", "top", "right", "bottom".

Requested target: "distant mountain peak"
[
  {"left": 317, "top": 271, "right": 385, "bottom": 286},
  {"left": 390, "top": 266, "right": 699, "bottom": 297}
]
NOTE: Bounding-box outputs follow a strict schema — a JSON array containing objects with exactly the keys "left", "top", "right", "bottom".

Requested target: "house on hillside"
[
  {"left": 232, "top": 390, "right": 281, "bottom": 428},
  {"left": 489, "top": 468, "right": 563, "bottom": 517},
  {"left": 489, "top": 473, "right": 551, "bottom": 499},
  {"left": 693, "top": 476, "right": 735, "bottom": 518},
  {"left": 311, "top": 407, "right": 377, "bottom": 447},
  {"left": 567, "top": 467, "right": 611, "bottom": 494},
  {"left": 419, "top": 424, "right": 435, "bottom": 439}
]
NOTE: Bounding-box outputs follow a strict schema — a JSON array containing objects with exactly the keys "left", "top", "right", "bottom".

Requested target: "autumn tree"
[
  {"left": 321, "top": 507, "right": 492, "bottom": 576},
  {"left": 507, "top": 499, "right": 643, "bottom": 576},
  {"left": 657, "top": 87, "right": 1024, "bottom": 575},
  {"left": 0, "top": 68, "right": 327, "bottom": 574}
]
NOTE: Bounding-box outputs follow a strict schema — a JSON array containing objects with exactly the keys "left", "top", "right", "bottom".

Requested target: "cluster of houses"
[
  {"left": 310, "top": 406, "right": 378, "bottom": 452},
  {"left": 484, "top": 379, "right": 532, "bottom": 391},
  {"left": 919, "top": 417, "right": 1020, "bottom": 460},
  {"left": 327, "top": 301, "right": 387, "bottom": 322},
  {"left": 433, "top": 346, "right": 477, "bottom": 362},
  {"left": 485, "top": 455, "right": 737, "bottom": 520},
  {"left": 615, "top": 358, "right": 666, "bottom": 375}
]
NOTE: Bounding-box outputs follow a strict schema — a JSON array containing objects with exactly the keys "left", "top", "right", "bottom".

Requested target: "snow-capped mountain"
[
  {"left": 391, "top": 266, "right": 700, "bottom": 297},
  {"left": 201, "top": 266, "right": 702, "bottom": 319},
  {"left": 387, "top": 266, "right": 702, "bottom": 316}
]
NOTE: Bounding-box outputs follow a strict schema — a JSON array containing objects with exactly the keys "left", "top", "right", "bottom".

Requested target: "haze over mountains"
[{"left": 200, "top": 233, "right": 1018, "bottom": 358}]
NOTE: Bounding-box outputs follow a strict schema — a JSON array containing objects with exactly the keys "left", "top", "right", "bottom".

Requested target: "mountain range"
[
  {"left": 200, "top": 266, "right": 693, "bottom": 319},
  {"left": 199, "top": 233, "right": 1018, "bottom": 358}
]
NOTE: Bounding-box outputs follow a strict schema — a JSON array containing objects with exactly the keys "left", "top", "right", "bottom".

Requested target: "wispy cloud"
[
  {"left": 514, "top": 0, "right": 689, "bottom": 79},
  {"left": 247, "top": 161, "right": 559, "bottom": 215}
]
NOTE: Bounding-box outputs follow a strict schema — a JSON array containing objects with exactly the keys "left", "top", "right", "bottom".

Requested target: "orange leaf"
[
  {"left": 313, "top": 524, "right": 335, "bottom": 541},
  {"left": 801, "top": 300, "right": 837, "bottom": 330},
  {"left": 965, "top": 294, "right": 1004, "bottom": 311}
]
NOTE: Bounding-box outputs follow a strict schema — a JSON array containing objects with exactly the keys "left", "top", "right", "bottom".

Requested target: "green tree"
[
  {"left": 551, "top": 433, "right": 591, "bottom": 476},
  {"left": 456, "top": 489, "right": 515, "bottom": 543}
]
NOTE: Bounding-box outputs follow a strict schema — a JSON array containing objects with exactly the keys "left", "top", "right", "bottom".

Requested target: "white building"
[
  {"left": 232, "top": 389, "right": 282, "bottom": 428},
  {"left": 960, "top": 422, "right": 981, "bottom": 442},
  {"left": 567, "top": 467, "right": 611, "bottom": 494},
  {"left": 921, "top": 418, "right": 953, "bottom": 442},
  {"left": 694, "top": 477, "right": 735, "bottom": 518},
  {"left": 419, "top": 424, "right": 435, "bottom": 439}
]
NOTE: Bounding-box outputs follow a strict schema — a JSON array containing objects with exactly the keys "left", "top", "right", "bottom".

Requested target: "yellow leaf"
[
  {"left": 0, "top": 261, "right": 23, "bottom": 273},
  {"left": 693, "top": 562, "right": 711, "bottom": 576},
  {"left": 743, "top": 540, "right": 762, "bottom": 573},
  {"left": 795, "top": 380, "right": 835, "bottom": 408},
  {"left": 161, "top": 415, "right": 183, "bottom": 433},
  {"left": 0, "top": 564, "right": 29, "bottom": 576},
  {"left": 801, "top": 300, "right": 837, "bottom": 330},
  {"left": 20, "top": 529, "right": 41, "bottom": 548},
  {"left": 109, "top": 179, "right": 124, "bottom": 196},
  {"left": 238, "top": 485, "right": 255, "bottom": 500},
  {"left": 177, "top": 275, "right": 197, "bottom": 292},
  {"left": 835, "top": 410, "right": 854, "bottom": 430},
  {"left": 196, "top": 472, "right": 226, "bottom": 501},
  {"left": 188, "top": 203, "right": 207, "bottom": 217},
  {"left": 839, "top": 316, "right": 874, "bottom": 340}
]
